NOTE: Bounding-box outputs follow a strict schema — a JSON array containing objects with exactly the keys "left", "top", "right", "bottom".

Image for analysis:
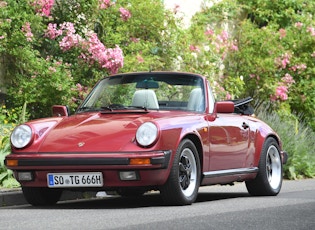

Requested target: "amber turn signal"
[
  {"left": 6, "top": 159, "right": 18, "bottom": 167},
  {"left": 129, "top": 158, "right": 151, "bottom": 165}
]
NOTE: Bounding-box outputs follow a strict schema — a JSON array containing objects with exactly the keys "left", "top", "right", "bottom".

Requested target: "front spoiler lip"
[{"left": 5, "top": 150, "right": 172, "bottom": 170}]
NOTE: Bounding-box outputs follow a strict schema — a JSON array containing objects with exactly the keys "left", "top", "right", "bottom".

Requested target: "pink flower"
[
  {"left": 307, "top": 27, "right": 315, "bottom": 36},
  {"left": 76, "top": 83, "right": 83, "bottom": 91},
  {"left": 249, "top": 74, "right": 260, "bottom": 82},
  {"left": 137, "top": 55, "right": 144, "bottom": 63},
  {"left": 275, "top": 53, "right": 291, "bottom": 69},
  {"left": 205, "top": 29, "right": 214, "bottom": 36},
  {"left": 281, "top": 73, "right": 295, "bottom": 85},
  {"left": 48, "top": 66, "right": 56, "bottom": 73},
  {"left": 217, "top": 31, "right": 229, "bottom": 43},
  {"left": 99, "top": 0, "right": 113, "bottom": 9},
  {"left": 225, "top": 92, "right": 232, "bottom": 100},
  {"left": 230, "top": 42, "right": 238, "bottom": 51},
  {"left": 270, "top": 95, "right": 277, "bottom": 102},
  {"left": 60, "top": 22, "right": 76, "bottom": 34},
  {"left": 32, "top": 0, "right": 54, "bottom": 17},
  {"left": 289, "top": 63, "right": 307, "bottom": 72},
  {"left": 189, "top": 45, "right": 199, "bottom": 52},
  {"left": 0, "top": 35, "right": 5, "bottom": 39},
  {"left": 45, "top": 23, "right": 62, "bottom": 39},
  {"left": 101, "top": 46, "right": 124, "bottom": 74},
  {"left": 58, "top": 22, "right": 83, "bottom": 51},
  {"left": 59, "top": 33, "right": 82, "bottom": 51},
  {"left": 130, "top": 37, "right": 140, "bottom": 43},
  {"left": 84, "top": 33, "right": 124, "bottom": 74},
  {"left": 279, "top": 28, "right": 286, "bottom": 39},
  {"left": 275, "top": 86, "right": 288, "bottom": 101},
  {"left": 173, "top": 4, "right": 180, "bottom": 14},
  {"left": 281, "top": 59, "right": 288, "bottom": 68},
  {"left": 295, "top": 22, "right": 303, "bottom": 29},
  {"left": 119, "top": 7, "right": 131, "bottom": 21},
  {"left": 22, "top": 22, "right": 34, "bottom": 42}
]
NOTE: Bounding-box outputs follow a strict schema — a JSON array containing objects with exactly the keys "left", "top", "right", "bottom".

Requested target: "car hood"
[{"left": 37, "top": 112, "right": 157, "bottom": 152}]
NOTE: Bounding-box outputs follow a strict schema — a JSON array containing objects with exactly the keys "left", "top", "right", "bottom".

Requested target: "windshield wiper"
[
  {"left": 101, "top": 106, "right": 114, "bottom": 111},
  {"left": 78, "top": 106, "right": 116, "bottom": 113},
  {"left": 78, "top": 105, "right": 149, "bottom": 113},
  {"left": 126, "top": 106, "right": 148, "bottom": 111},
  {"left": 77, "top": 106, "right": 98, "bottom": 112}
]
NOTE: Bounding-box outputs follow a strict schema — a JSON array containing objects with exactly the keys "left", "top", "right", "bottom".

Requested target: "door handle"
[{"left": 242, "top": 122, "right": 249, "bottom": 129}]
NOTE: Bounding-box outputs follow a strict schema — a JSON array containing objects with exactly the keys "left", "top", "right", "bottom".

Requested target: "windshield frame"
[{"left": 76, "top": 72, "right": 207, "bottom": 114}]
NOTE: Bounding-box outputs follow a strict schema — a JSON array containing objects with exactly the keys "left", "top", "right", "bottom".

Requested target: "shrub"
[
  {"left": 0, "top": 125, "right": 20, "bottom": 188},
  {"left": 257, "top": 108, "right": 315, "bottom": 179}
]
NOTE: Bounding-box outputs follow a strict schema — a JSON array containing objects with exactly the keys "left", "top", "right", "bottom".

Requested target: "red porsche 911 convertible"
[{"left": 5, "top": 72, "right": 288, "bottom": 206}]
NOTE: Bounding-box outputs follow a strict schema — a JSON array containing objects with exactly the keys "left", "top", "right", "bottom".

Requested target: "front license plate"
[{"left": 47, "top": 172, "right": 103, "bottom": 188}]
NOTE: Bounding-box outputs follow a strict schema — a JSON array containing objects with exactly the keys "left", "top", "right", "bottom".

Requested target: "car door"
[{"left": 208, "top": 113, "right": 250, "bottom": 171}]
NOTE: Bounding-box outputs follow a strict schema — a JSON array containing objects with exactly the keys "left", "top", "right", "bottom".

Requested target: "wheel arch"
[
  {"left": 254, "top": 133, "right": 281, "bottom": 166},
  {"left": 182, "top": 133, "right": 203, "bottom": 174}
]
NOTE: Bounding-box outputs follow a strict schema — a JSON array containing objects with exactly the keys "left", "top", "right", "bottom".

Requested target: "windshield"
[{"left": 77, "top": 72, "right": 205, "bottom": 113}]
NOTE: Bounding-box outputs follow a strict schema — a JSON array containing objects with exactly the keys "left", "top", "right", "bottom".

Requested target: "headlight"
[
  {"left": 11, "top": 125, "right": 33, "bottom": 149},
  {"left": 136, "top": 122, "right": 158, "bottom": 147}
]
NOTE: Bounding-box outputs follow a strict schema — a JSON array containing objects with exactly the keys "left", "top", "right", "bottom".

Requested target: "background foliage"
[{"left": 0, "top": 0, "right": 314, "bottom": 187}]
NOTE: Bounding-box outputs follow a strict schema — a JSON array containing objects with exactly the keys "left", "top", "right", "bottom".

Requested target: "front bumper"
[{"left": 5, "top": 150, "right": 171, "bottom": 188}]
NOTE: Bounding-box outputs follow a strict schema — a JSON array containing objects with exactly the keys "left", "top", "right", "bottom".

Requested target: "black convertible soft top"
[{"left": 231, "top": 97, "right": 254, "bottom": 115}]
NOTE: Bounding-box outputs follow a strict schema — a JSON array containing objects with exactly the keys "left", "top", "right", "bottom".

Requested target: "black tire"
[
  {"left": 117, "top": 188, "right": 146, "bottom": 197},
  {"left": 246, "top": 137, "right": 283, "bottom": 196},
  {"left": 160, "top": 139, "right": 201, "bottom": 205},
  {"left": 22, "top": 187, "right": 62, "bottom": 206}
]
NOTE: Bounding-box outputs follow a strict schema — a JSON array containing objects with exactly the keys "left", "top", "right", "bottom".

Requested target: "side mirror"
[
  {"left": 52, "top": 105, "right": 69, "bottom": 117},
  {"left": 215, "top": 101, "right": 234, "bottom": 113},
  {"left": 206, "top": 101, "right": 235, "bottom": 121}
]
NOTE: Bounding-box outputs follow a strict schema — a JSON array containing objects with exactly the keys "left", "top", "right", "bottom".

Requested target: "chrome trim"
[{"left": 203, "top": 167, "right": 259, "bottom": 178}]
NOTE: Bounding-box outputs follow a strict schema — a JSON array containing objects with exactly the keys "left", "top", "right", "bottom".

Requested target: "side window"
[{"left": 207, "top": 82, "right": 215, "bottom": 113}]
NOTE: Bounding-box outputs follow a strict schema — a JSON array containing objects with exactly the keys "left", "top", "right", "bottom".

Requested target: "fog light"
[
  {"left": 119, "top": 171, "right": 138, "bottom": 181},
  {"left": 18, "top": 172, "right": 33, "bottom": 181}
]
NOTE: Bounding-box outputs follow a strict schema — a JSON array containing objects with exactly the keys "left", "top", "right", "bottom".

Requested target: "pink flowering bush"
[
  {"left": 195, "top": 0, "right": 315, "bottom": 178},
  {"left": 1, "top": 0, "right": 314, "bottom": 127},
  {"left": 194, "top": 0, "right": 313, "bottom": 128},
  {"left": 43, "top": 21, "right": 124, "bottom": 74},
  {"left": 0, "top": 0, "right": 182, "bottom": 119},
  {"left": 187, "top": 0, "right": 315, "bottom": 135},
  {"left": 180, "top": 1, "right": 243, "bottom": 100}
]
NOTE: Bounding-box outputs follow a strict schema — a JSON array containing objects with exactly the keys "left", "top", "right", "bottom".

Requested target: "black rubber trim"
[
  {"left": 18, "top": 158, "right": 129, "bottom": 166},
  {"left": 16, "top": 150, "right": 172, "bottom": 168},
  {"left": 151, "top": 150, "right": 171, "bottom": 168}
]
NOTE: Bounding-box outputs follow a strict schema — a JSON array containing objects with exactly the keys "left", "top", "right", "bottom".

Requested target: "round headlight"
[
  {"left": 136, "top": 122, "right": 158, "bottom": 147},
  {"left": 11, "top": 125, "right": 33, "bottom": 149}
]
